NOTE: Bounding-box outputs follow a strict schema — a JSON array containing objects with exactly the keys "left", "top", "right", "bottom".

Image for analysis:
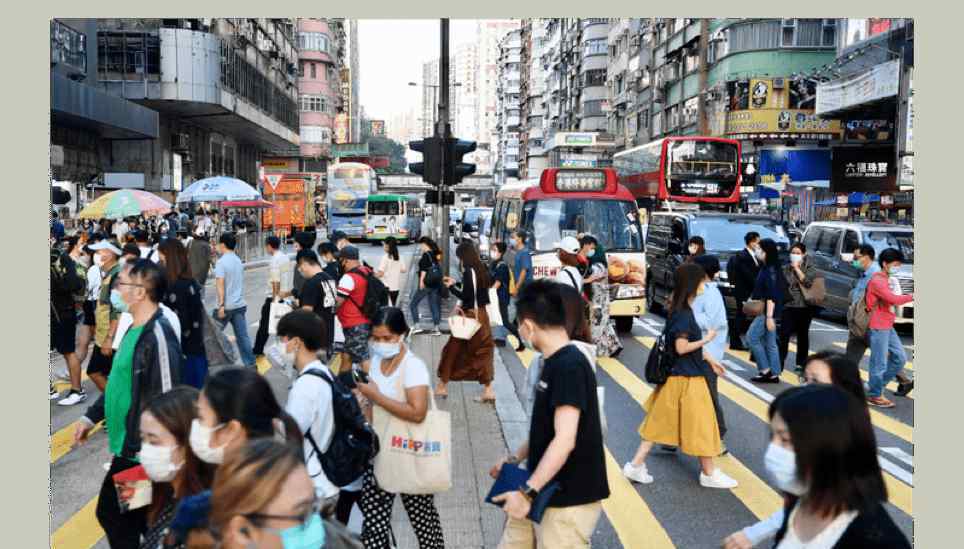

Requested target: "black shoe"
[
  {"left": 718, "top": 447, "right": 729, "bottom": 457},
  {"left": 751, "top": 372, "right": 780, "bottom": 383},
  {"left": 515, "top": 343, "right": 526, "bottom": 352},
  {"left": 896, "top": 380, "right": 914, "bottom": 397},
  {"left": 494, "top": 340, "right": 507, "bottom": 348}
]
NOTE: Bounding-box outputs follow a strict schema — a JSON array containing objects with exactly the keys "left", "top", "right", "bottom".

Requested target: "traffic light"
[
  {"left": 444, "top": 138, "right": 477, "bottom": 185},
  {"left": 408, "top": 137, "right": 443, "bottom": 185}
]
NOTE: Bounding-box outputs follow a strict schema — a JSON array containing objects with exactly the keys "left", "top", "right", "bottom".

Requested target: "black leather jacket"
[{"left": 84, "top": 307, "right": 184, "bottom": 460}]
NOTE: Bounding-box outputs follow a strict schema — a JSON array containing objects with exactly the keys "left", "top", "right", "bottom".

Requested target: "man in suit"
[{"left": 727, "top": 231, "right": 762, "bottom": 351}]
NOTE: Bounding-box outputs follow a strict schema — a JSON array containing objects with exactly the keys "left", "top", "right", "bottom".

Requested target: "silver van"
[{"left": 801, "top": 221, "right": 914, "bottom": 324}]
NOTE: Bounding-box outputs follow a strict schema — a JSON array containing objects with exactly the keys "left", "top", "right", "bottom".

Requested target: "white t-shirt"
[
  {"left": 286, "top": 361, "right": 339, "bottom": 497},
  {"left": 776, "top": 505, "right": 858, "bottom": 549},
  {"left": 377, "top": 255, "right": 405, "bottom": 291},
  {"left": 113, "top": 221, "right": 129, "bottom": 241},
  {"left": 370, "top": 349, "right": 431, "bottom": 401},
  {"left": 139, "top": 246, "right": 159, "bottom": 263},
  {"left": 268, "top": 250, "right": 294, "bottom": 296},
  {"left": 87, "top": 264, "right": 102, "bottom": 301},
  {"left": 112, "top": 305, "right": 182, "bottom": 349},
  {"left": 555, "top": 265, "right": 584, "bottom": 292}
]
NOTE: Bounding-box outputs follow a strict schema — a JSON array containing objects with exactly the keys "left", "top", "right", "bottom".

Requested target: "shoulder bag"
[
  {"left": 372, "top": 357, "right": 452, "bottom": 494},
  {"left": 800, "top": 276, "right": 826, "bottom": 306},
  {"left": 644, "top": 321, "right": 675, "bottom": 385}
]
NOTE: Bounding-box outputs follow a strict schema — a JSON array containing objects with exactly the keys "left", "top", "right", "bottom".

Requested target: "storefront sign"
[
  {"left": 844, "top": 120, "right": 894, "bottom": 142},
  {"left": 726, "top": 110, "right": 842, "bottom": 138},
  {"left": 831, "top": 146, "right": 897, "bottom": 193},
  {"left": 331, "top": 143, "right": 370, "bottom": 158},
  {"left": 334, "top": 113, "right": 349, "bottom": 144},
  {"left": 836, "top": 195, "right": 849, "bottom": 206},
  {"left": 816, "top": 60, "right": 899, "bottom": 116},
  {"left": 370, "top": 120, "right": 385, "bottom": 137},
  {"left": 260, "top": 157, "right": 299, "bottom": 173},
  {"left": 880, "top": 194, "right": 894, "bottom": 206},
  {"left": 552, "top": 132, "right": 618, "bottom": 149}
]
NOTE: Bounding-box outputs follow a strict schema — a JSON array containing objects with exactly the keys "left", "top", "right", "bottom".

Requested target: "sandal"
[{"left": 474, "top": 395, "right": 496, "bottom": 404}]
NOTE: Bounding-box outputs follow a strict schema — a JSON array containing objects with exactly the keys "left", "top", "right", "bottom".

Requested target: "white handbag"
[
  {"left": 449, "top": 314, "right": 481, "bottom": 340},
  {"left": 268, "top": 300, "right": 293, "bottom": 335},
  {"left": 372, "top": 359, "right": 452, "bottom": 495}
]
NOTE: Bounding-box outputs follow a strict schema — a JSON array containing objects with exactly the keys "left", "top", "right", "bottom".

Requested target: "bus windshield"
[
  {"left": 368, "top": 201, "right": 400, "bottom": 215},
  {"left": 667, "top": 140, "right": 738, "bottom": 179},
  {"left": 522, "top": 199, "right": 643, "bottom": 252}
]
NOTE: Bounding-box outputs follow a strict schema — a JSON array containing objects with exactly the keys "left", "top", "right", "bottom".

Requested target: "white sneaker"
[
  {"left": 700, "top": 468, "right": 738, "bottom": 489},
  {"left": 58, "top": 390, "right": 88, "bottom": 406},
  {"left": 49, "top": 387, "right": 61, "bottom": 400},
  {"left": 623, "top": 462, "right": 654, "bottom": 484}
]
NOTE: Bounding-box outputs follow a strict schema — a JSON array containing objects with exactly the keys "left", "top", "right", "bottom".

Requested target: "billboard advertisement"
[{"left": 831, "top": 146, "right": 897, "bottom": 193}]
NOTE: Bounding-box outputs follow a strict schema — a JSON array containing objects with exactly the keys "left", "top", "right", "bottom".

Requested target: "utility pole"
[{"left": 438, "top": 19, "right": 452, "bottom": 277}]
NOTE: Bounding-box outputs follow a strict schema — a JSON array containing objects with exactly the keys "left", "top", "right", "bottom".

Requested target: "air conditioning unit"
[
  {"left": 772, "top": 77, "right": 786, "bottom": 90},
  {"left": 172, "top": 133, "right": 191, "bottom": 151}
]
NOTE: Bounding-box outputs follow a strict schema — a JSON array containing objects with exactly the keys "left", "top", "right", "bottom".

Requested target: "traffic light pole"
[{"left": 437, "top": 18, "right": 452, "bottom": 277}]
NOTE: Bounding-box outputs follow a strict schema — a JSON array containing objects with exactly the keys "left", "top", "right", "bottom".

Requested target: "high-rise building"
[
  {"left": 519, "top": 19, "right": 549, "bottom": 179},
  {"left": 495, "top": 29, "right": 523, "bottom": 184},
  {"left": 477, "top": 20, "right": 521, "bottom": 175},
  {"left": 296, "top": 18, "right": 342, "bottom": 172}
]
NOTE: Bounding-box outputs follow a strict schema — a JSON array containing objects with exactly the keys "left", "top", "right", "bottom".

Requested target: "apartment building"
[{"left": 494, "top": 29, "right": 522, "bottom": 184}]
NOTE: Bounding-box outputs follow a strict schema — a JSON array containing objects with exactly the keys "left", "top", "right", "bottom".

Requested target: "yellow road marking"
[
  {"left": 597, "top": 355, "right": 783, "bottom": 521},
  {"left": 635, "top": 337, "right": 912, "bottom": 516},
  {"left": 50, "top": 422, "right": 103, "bottom": 464},
  {"left": 51, "top": 356, "right": 276, "bottom": 548},
  {"left": 725, "top": 347, "right": 913, "bottom": 442},
  {"left": 832, "top": 341, "right": 914, "bottom": 371}
]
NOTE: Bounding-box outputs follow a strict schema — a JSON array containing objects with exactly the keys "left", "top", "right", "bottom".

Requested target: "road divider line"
[
  {"left": 49, "top": 498, "right": 102, "bottom": 549},
  {"left": 505, "top": 337, "right": 676, "bottom": 545},
  {"left": 633, "top": 336, "right": 913, "bottom": 517},
  {"left": 51, "top": 422, "right": 103, "bottom": 464},
  {"left": 832, "top": 341, "right": 914, "bottom": 371},
  {"left": 881, "top": 447, "right": 915, "bottom": 468},
  {"left": 597, "top": 355, "right": 784, "bottom": 522},
  {"left": 728, "top": 346, "right": 913, "bottom": 441}
]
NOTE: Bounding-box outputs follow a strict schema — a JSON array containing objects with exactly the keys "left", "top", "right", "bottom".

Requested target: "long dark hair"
[
  {"left": 143, "top": 386, "right": 214, "bottom": 525},
  {"left": 158, "top": 238, "right": 194, "bottom": 285},
  {"left": 559, "top": 283, "right": 591, "bottom": 343},
  {"left": 668, "top": 263, "right": 705, "bottom": 314},
  {"left": 805, "top": 350, "right": 866, "bottom": 402},
  {"left": 456, "top": 240, "right": 491, "bottom": 288},
  {"left": 769, "top": 385, "right": 886, "bottom": 518},
  {"left": 419, "top": 236, "right": 442, "bottom": 262},
  {"left": 760, "top": 238, "right": 781, "bottom": 268},
  {"left": 202, "top": 368, "right": 302, "bottom": 448},
  {"left": 384, "top": 236, "right": 400, "bottom": 261}
]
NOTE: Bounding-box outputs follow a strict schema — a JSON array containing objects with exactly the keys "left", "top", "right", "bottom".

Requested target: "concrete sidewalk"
[{"left": 389, "top": 249, "right": 529, "bottom": 548}]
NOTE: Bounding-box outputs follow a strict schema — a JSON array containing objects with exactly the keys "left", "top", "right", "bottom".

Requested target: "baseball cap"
[
  {"left": 339, "top": 245, "right": 360, "bottom": 260},
  {"left": 88, "top": 239, "right": 122, "bottom": 256},
  {"left": 558, "top": 236, "right": 581, "bottom": 255}
]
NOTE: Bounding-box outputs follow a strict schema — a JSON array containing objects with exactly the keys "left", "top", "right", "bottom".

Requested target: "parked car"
[
  {"left": 455, "top": 207, "right": 492, "bottom": 245},
  {"left": 645, "top": 211, "right": 790, "bottom": 320},
  {"left": 801, "top": 221, "right": 914, "bottom": 324}
]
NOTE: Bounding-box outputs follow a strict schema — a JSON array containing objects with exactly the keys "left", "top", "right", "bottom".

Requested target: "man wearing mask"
[
  {"left": 335, "top": 246, "right": 373, "bottom": 374},
  {"left": 86, "top": 239, "right": 125, "bottom": 394},
  {"left": 186, "top": 226, "right": 213, "bottom": 300},
  {"left": 74, "top": 260, "right": 182, "bottom": 549},
  {"left": 213, "top": 233, "right": 257, "bottom": 369},
  {"left": 864, "top": 248, "right": 914, "bottom": 406},
  {"left": 727, "top": 232, "right": 762, "bottom": 351},
  {"left": 252, "top": 236, "right": 293, "bottom": 357}
]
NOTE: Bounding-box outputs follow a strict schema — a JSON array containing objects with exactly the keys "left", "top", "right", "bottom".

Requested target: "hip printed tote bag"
[{"left": 372, "top": 359, "right": 452, "bottom": 495}]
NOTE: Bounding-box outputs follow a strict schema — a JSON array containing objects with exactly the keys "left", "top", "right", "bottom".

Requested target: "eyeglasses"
[
  {"left": 115, "top": 282, "right": 145, "bottom": 289},
  {"left": 245, "top": 497, "right": 322, "bottom": 533}
]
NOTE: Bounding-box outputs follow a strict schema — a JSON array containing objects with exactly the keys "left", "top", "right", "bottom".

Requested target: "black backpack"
[
  {"left": 644, "top": 323, "right": 675, "bottom": 385},
  {"left": 299, "top": 368, "right": 379, "bottom": 487},
  {"left": 424, "top": 255, "right": 444, "bottom": 289},
  {"left": 347, "top": 267, "right": 389, "bottom": 320}
]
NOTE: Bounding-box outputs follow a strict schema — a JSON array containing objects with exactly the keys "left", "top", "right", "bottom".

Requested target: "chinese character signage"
[
  {"left": 370, "top": 120, "right": 385, "bottom": 137},
  {"left": 726, "top": 110, "right": 842, "bottom": 139},
  {"left": 831, "top": 146, "right": 897, "bottom": 193},
  {"left": 816, "top": 60, "right": 899, "bottom": 116},
  {"left": 334, "top": 113, "right": 349, "bottom": 144}
]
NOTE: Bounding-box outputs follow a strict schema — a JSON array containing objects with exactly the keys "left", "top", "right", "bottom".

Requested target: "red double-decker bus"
[{"left": 613, "top": 136, "right": 741, "bottom": 208}]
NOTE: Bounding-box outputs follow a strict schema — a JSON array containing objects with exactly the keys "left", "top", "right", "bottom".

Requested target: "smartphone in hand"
[{"left": 352, "top": 368, "right": 370, "bottom": 385}]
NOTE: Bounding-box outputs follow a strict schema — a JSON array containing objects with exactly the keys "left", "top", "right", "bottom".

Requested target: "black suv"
[{"left": 645, "top": 211, "right": 791, "bottom": 318}]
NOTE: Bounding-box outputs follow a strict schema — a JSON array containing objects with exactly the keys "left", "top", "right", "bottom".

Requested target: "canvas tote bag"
[{"left": 372, "top": 358, "right": 452, "bottom": 495}]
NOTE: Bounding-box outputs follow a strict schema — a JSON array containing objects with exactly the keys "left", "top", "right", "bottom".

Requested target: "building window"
[
  {"left": 673, "top": 18, "right": 686, "bottom": 35},
  {"left": 298, "top": 61, "right": 305, "bottom": 78},
  {"left": 682, "top": 96, "right": 699, "bottom": 127},
  {"left": 582, "top": 100, "right": 605, "bottom": 117},
  {"left": 300, "top": 95, "right": 330, "bottom": 113},
  {"left": 667, "top": 105, "right": 680, "bottom": 130},
  {"left": 652, "top": 110, "right": 663, "bottom": 135},
  {"left": 684, "top": 47, "right": 699, "bottom": 74},
  {"left": 310, "top": 63, "right": 316, "bottom": 79},
  {"left": 224, "top": 146, "right": 235, "bottom": 177},
  {"left": 822, "top": 19, "right": 837, "bottom": 47},
  {"left": 583, "top": 38, "right": 607, "bottom": 57},
  {"left": 638, "top": 109, "right": 649, "bottom": 129},
  {"left": 298, "top": 32, "right": 330, "bottom": 53},
  {"left": 583, "top": 69, "right": 606, "bottom": 87},
  {"left": 640, "top": 67, "right": 651, "bottom": 88},
  {"left": 300, "top": 125, "right": 331, "bottom": 144},
  {"left": 781, "top": 18, "right": 833, "bottom": 48},
  {"left": 51, "top": 20, "right": 87, "bottom": 73}
]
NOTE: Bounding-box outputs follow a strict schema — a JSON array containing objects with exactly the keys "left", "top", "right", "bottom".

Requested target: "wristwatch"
[{"left": 519, "top": 482, "right": 538, "bottom": 502}]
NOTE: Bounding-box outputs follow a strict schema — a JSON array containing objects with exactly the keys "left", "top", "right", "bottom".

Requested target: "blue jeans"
[
  {"left": 747, "top": 315, "right": 781, "bottom": 375},
  {"left": 868, "top": 328, "right": 907, "bottom": 398},
  {"left": 409, "top": 287, "right": 441, "bottom": 327},
  {"left": 214, "top": 306, "right": 257, "bottom": 368}
]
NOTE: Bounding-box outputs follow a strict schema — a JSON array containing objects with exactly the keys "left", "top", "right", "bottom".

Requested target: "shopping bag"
[
  {"left": 268, "top": 301, "right": 293, "bottom": 335},
  {"left": 449, "top": 313, "right": 482, "bottom": 340},
  {"left": 486, "top": 288, "right": 503, "bottom": 326},
  {"left": 372, "top": 361, "right": 451, "bottom": 495},
  {"left": 203, "top": 312, "right": 237, "bottom": 368}
]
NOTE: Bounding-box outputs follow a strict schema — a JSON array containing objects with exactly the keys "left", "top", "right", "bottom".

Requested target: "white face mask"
[
  {"left": 764, "top": 442, "right": 805, "bottom": 495},
  {"left": 790, "top": 253, "right": 803, "bottom": 265},
  {"left": 189, "top": 419, "right": 226, "bottom": 465},
  {"left": 138, "top": 442, "right": 182, "bottom": 482},
  {"left": 688, "top": 245, "right": 699, "bottom": 255},
  {"left": 370, "top": 341, "right": 401, "bottom": 359},
  {"left": 519, "top": 321, "right": 537, "bottom": 351}
]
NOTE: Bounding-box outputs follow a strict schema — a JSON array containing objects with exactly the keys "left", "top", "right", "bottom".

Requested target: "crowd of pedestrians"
[{"left": 52, "top": 212, "right": 912, "bottom": 548}]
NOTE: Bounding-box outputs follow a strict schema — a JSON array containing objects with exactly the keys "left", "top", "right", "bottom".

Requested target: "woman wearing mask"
[
  {"left": 578, "top": 235, "right": 622, "bottom": 358},
  {"left": 439, "top": 241, "right": 496, "bottom": 403},
  {"left": 686, "top": 236, "right": 706, "bottom": 260},
  {"left": 778, "top": 242, "right": 818, "bottom": 374},
  {"left": 766, "top": 384, "right": 908, "bottom": 548},
  {"left": 489, "top": 242, "right": 522, "bottom": 349},
  {"left": 376, "top": 236, "right": 407, "bottom": 306},
  {"left": 190, "top": 368, "right": 302, "bottom": 466},
  {"left": 622, "top": 263, "right": 736, "bottom": 489},
  {"left": 554, "top": 236, "right": 584, "bottom": 293},
  {"left": 409, "top": 237, "right": 444, "bottom": 336},
  {"left": 354, "top": 307, "right": 446, "bottom": 549},
  {"left": 748, "top": 239, "right": 785, "bottom": 384},
  {"left": 722, "top": 351, "right": 866, "bottom": 549},
  {"left": 139, "top": 387, "right": 214, "bottom": 549},
  {"left": 191, "top": 439, "right": 330, "bottom": 549},
  {"left": 158, "top": 239, "right": 207, "bottom": 389}
]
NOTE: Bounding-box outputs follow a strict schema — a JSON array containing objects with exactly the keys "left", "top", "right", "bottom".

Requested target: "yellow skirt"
[{"left": 638, "top": 375, "right": 722, "bottom": 457}]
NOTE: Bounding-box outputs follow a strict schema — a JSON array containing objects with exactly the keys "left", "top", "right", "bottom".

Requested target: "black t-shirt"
[
  {"left": 665, "top": 308, "right": 710, "bottom": 377},
  {"left": 418, "top": 251, "right": 435, "bottom": 274},
  {"left": 527, "top": 344, "right": 609, "bottom": 508}
]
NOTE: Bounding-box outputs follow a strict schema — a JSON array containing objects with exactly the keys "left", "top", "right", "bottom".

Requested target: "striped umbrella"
[{"left": 77, "top": 189, "right": 172, "bottom": 220}]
